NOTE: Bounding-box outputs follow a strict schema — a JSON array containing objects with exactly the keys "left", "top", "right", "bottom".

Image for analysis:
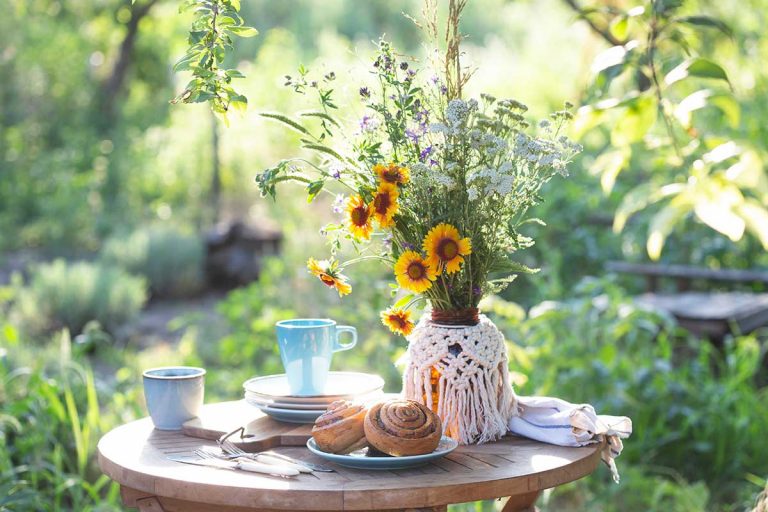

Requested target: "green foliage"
[
  {"left": 487, "top": 277, "right": 768, "bottom": 508},
  {"left": 13, "top": 260, "right": 147, "bottom": 336},
  {"left": 0, "top": 331, "right": 122, "bottom": 511},
  {"left": 575, "top": 0, "right": 768, "bottom": 260},
  {"left": 541, "top": 465, "right": 711, "bottom": 512},
  {"left": 172, "top": 0, "right": 258, "bottom": 117},
  {"left": 101, "top": 226, "right": 205, "bottom": 298}
]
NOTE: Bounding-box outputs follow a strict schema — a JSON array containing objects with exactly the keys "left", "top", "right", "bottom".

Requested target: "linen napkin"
[{"left": 508, "top": 395, "right": 632, "bottom": 483}]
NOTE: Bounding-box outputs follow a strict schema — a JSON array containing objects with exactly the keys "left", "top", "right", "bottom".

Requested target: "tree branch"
[
  {"left": 561, "top": 0, "right": 624, "bottom": 47},
  {"left": 101, "top": 0, "right": 160, "bottom": 127}
]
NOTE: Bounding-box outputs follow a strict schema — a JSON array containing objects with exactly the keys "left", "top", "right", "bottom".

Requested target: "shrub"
[
  {"left": 100, "top": 226, "right": 205, "bottom": 298},
  {"left": 487, "top": 277, "right": 768, "bottom": 509},
  {"left": 0, "top": 329, "right": 124, "bottom": 511},
  {"left": 14, "top": 259, "right": 147, "bottom": 336}
]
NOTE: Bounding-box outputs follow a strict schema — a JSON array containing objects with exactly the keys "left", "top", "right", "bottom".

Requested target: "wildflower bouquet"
[{"left": 257, "top": 9, "right": 581, "bottom": 338}]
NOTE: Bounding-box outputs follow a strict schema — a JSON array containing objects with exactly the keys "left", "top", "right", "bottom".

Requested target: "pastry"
[
  {"left": 364, "top": 399, "right": 442, "bottom": 456},
  {"left": 311, "top": 400, "right": 368, "bottom": 454}
]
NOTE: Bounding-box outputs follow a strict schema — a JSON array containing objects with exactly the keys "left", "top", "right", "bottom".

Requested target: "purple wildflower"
[
  {"left": 359, "top": 87, "right": 370, "bottom": 99},
  {"left": 406, "top": 128, "right": 420, "bottom": 144},
  {"left": 403, "top": 242, "right": 416, "bottom": 251},
  {"left": 419, "top": 145, "right": 433, "bottom": 162},
  {"left": 332, "top": 194, "right": 345, "bottom": 213},
  {"left": 472, "top": 286, "right": 482, "bottom": 296},
  {"left": 359, "top": 115, "right": 380, "bottom": 133}
]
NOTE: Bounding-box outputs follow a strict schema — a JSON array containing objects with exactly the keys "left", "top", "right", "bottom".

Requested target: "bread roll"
[
  {"left": 311, "top": 400, "right": 368, "bottom": 454},
  {"left": 364, "top": 399, "right": 442, "bottom": 456}
]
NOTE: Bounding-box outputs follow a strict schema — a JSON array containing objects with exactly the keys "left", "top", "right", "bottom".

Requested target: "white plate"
[
  {"left": 243, "top": 372, "right": 385, "bottom": 405},
  {"left": 249, "top": 402, "right": 326, "bottom": 424},
  {"left": 245, "top": 390, "right": 384, "bottom": 410}
]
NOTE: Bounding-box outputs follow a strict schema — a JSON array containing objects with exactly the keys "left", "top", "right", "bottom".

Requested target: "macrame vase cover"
[{"left": 402, "top": 313, "right": 517, "bottom": 445}]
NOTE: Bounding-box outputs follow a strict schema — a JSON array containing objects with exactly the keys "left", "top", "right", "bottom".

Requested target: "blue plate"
[
  {"left": 306, "top": 436, "right": 458, "bottom": 470},
  {"left": 250, "top": 402, "right": 324, "bottom": 424}
]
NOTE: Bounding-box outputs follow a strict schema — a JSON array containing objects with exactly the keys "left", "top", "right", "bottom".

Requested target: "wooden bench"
[{"left": 607, "top": 261, "right": 768, "bottom": 339}]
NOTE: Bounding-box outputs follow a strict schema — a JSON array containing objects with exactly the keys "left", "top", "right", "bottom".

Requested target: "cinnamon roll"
[
  {"left": 311, "top": 400, "right": 368, "bottom": 454},
  {"left": 364, "top": 399, "right": 442, "bottom": 456}
]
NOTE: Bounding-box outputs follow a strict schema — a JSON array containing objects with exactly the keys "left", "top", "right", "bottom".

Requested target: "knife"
[
  {"left": 202, "top": 451, "right": 314, "bottom": 473},
  {"left": 167, "top": 455, "right": 300, "bottom": 477}
]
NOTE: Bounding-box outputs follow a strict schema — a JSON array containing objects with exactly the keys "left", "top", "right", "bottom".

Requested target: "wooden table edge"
[{"left": 97, "top": 421, "right": 604, "bottom": 511}]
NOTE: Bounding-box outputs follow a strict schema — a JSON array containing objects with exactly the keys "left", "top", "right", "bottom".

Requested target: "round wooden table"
[{"left": 98, "top": 401, "right": 603, "bottom": 512}]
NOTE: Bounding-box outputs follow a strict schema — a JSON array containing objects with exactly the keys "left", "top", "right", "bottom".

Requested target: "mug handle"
[{"left": 333, "top": 325, "right": 357, "bottom": 352}]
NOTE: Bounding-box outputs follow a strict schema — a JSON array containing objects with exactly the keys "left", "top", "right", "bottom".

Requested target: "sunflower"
[
  {"left": 423, "top": 223, "right": 472, "bottom": 274},
  {"left": 307, "top": 258, "right": 352, "bottom": 296},
  {"left": 394, "top": 250, "right": 436, "bottom": 293},
  {"left": 374, "top": 163, "right": 411, "bottom": 185},
  {"left": 380, "top": 307, "right": 415, "bottom": 336},
  {"left": 371, "top": 182, "right": 399, "bottom": 228},
  {"left": 345, "top": 195, "right": 373, "bottom": 240}
]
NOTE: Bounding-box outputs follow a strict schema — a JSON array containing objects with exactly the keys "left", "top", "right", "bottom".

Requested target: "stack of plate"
[{"left": 243, "top": 371, "right": 385, "bottom": 424}]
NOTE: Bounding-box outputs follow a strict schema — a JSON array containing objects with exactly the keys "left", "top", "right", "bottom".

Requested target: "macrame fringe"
[{"left": 402, "top": 315, "right": 518, "bottom": 445}]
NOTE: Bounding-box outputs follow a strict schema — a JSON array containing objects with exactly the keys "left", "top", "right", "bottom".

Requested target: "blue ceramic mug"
[
  {"left": 143, "top": 367, "right": 205, "bottom": 430},
  {"left": 275, "top": 319, "right": 357, "bottom": 396}
]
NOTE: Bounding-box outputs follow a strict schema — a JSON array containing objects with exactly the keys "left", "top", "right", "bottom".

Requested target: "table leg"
[
  {"left": 136, "top": 496, "right": 167, "bottom": 512},
  {"left": 501, "top": 491, "right": 541, "bottom": 512}
]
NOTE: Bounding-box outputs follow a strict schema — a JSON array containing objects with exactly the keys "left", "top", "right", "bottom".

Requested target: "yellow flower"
[
  {"left": 345, "top": 195, "right": 373, "bottom": 240},
  {"left": 380, "top": 307, "right": 415, "bottom": 336},
  {"left": 374, "top": 162, "right": 410, "bottom": 185},
  {"left": 394, "top": 250, "right": 436, "bottom": 293},
  {"left": 371, "top": 182, "right": 399, "bottom": 228},
  {"left": 423, "top": 223, "right": 472, "bottom": 274},
  {"left": 307, "top": 258, "right": 352, "bottom": 296}
]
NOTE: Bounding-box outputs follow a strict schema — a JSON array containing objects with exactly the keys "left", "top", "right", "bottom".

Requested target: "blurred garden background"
[{"left": 1, "top": 0, "right": 768, "bottom": 510}]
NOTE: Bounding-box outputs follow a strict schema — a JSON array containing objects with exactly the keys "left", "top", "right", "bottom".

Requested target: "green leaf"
[
  {"left": 665, "top": 58, "right": 730, "bottom": 87},
  {"left": 591, "top": 44, "right": 631, "bottom": 74},
  {"left": 306, "top": 180, "right": 325, "bottom": 203},
  {"left": 189, "top": 30, "right": 207, "bottom": 44},
  {"left": 173, "top": 51, "right": 202, "bottom": 72},
  {"left": 228, "top": 26, "right": 259, "bottom": 37},
  {"left": 674, "top": 15, "right": 733, "bottom": 37},
  {"left": 647, "top": 198, "right": 692, "bottom": 260},
  {"left": 489, "top": 260, "right": 540, "bottom": 274},
  {"left": 737, "top": 199, "right": 768, "bottom": 249},
  {"left": 610, "top": 95, "right": 657, "bottom": 146},
  {"left": 393, "top": 294, "right": 415, "bottom": 309},
  {"left": 613, "top": 182, "right": 686, "bottom": 232},
  {"left": 609, "top": 17, "right": 629, "bottom": 41},
  {"left": 593, "top": 148, "right": 631, "bottom": 194},
  {"left": 693, "top": 181, "right": 745, "bottom": 242},
  {"left": 260, "top": 112, "right": 310, "bottom": 134}
]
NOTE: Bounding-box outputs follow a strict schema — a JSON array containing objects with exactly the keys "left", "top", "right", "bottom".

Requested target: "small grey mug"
[{"left": 143, "top": 366, "right": 205, "bottom": 430}]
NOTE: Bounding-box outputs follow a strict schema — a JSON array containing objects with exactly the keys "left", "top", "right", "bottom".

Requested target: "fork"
[
  {"left": 192, "top": 449, "right": 299, "bottom": 477},
  {"left": 218, "top": 439, "right": 333, "bottom": 473}
]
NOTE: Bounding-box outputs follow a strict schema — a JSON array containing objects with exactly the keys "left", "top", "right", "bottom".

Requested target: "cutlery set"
[{"left": 165, "top": 426, "right": 334, "bottom": 477}]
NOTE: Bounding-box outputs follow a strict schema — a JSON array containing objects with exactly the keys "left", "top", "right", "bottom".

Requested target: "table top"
[{"left": 98, "top": 401, "right": 603, "bottom": 511}]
